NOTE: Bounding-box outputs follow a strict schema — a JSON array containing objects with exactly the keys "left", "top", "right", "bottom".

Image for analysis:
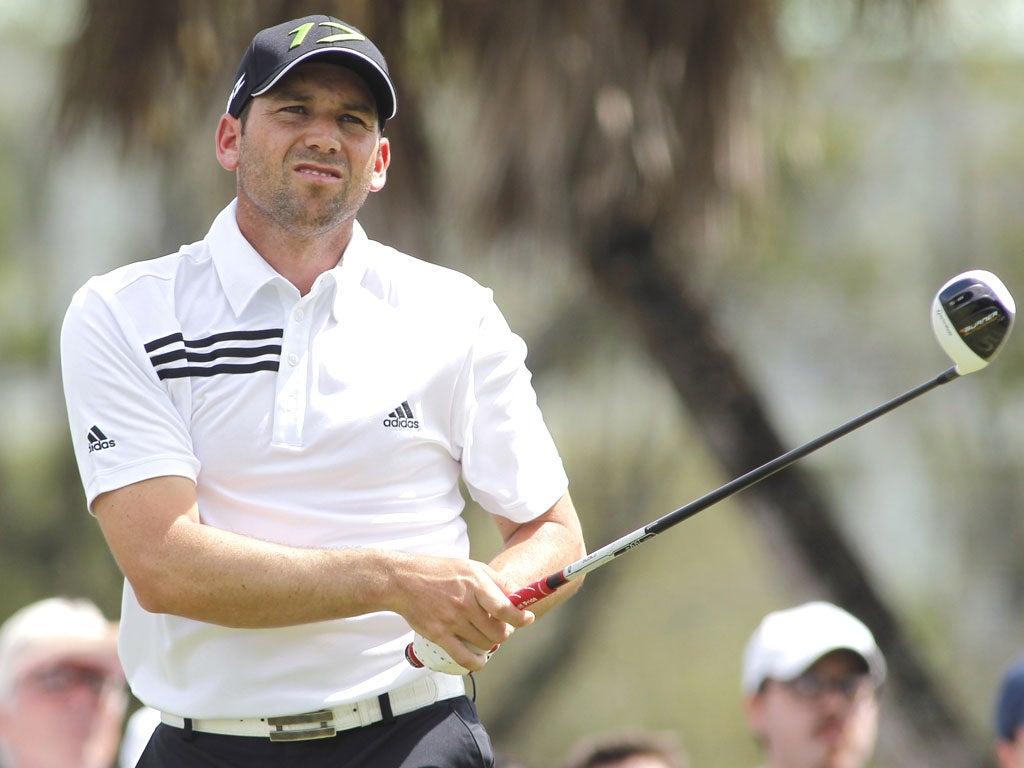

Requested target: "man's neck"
[{"left": 236, "top": 208, "right": 355, "bottom": 296}]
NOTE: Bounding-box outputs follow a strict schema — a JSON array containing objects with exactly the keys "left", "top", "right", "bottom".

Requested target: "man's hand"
[
  {"left": 404, "top": 492, "right": 585, "bottom": 673},
  {"left": 384, "top": 553, "right": 535, "bottom": 673}
]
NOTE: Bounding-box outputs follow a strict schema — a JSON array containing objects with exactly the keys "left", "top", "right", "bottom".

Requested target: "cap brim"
[
  {"left": 250, "top": 49, "right": 397, "bottom": 121},
  {"left": 775, "top": 645, "right": 882, "bottom": 683}
]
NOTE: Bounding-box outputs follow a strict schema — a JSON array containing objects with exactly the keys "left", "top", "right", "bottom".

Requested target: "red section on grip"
[
  {"left": 508, "top": 575, "right": 560, "bottom": 608},
  {"left": 405, "top": 642, "right": 424, "bottom": 668}
]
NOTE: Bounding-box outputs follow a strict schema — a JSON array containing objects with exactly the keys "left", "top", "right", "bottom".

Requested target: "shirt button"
[
  {"left": 294, "top": 309, "right": 305, "bottom": 321},
  {"left": 287, "top": 353, "right": 299, "bottom": 366}
]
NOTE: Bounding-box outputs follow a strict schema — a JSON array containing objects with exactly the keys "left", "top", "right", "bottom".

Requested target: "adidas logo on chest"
[{"left": 383, "top": 401, "right": 420, "bottom": 429}]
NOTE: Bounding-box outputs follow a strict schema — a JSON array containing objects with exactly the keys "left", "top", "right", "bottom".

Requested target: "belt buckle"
[{"left": 266, "top": 709, "right": 336, "bottom": 742}]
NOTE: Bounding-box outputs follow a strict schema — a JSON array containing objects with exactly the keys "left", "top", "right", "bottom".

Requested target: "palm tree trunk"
[{"left": 576, "top": 218, "right": 987, "bottom": 768}]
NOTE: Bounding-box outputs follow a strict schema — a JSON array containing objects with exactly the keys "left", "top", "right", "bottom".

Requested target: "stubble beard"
[{"left": 238, "top": 150, "right": 373, "bottom": 238}]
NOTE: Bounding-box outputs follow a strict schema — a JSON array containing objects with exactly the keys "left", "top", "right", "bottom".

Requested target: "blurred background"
[{"left": 2, "top": 0, "right": 1024, "bottom": 766}]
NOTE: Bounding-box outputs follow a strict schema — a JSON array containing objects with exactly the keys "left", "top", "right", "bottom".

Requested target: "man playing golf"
[{"left": 60, "top": 13, "right": 585, "bottom": 767}]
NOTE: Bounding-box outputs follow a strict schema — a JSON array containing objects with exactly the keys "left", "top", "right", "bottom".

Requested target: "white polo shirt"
[{"left": 60, "top": 200, "right": 568, "bottom": 718}]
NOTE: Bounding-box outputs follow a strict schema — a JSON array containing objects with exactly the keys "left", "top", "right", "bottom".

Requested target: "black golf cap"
[{"left": 226, "top": 15, "right": 397, "bottom": 125}]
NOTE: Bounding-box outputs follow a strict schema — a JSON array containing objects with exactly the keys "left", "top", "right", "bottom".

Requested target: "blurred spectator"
[
  {"left": 741, "top": 601, "right": 885, "bottom": 768},
  {"left": 563, "top": 729, "right": 687, "bottom": 768},
  {"left": 994, "top": 656, "right": 1024, "bottom": 768},
  {"left": 0, "top": 597, "right": 127, "bottom": 768}
]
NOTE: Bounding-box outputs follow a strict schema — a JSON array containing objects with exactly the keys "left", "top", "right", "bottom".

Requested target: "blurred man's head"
[
  {"left": 995, "top": 657, "right": 1024, "bottom": 768},
  {"left": 742, "top": 601, "right": 886, "bottom": 768},
  {"left": 563, "top": 730, "right": 687, "bottom": 768},
  {"left": 0, "top": 597, "right": 126, "bottom": 768}
]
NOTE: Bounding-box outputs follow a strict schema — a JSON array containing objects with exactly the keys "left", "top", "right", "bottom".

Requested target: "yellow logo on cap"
[{"left": 288, "top": 21, "right": 367, "bottom": 50}]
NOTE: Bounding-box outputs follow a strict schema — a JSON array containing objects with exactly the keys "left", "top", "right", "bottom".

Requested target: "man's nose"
[{"left": 304, "top": 118, "right": 341, "bottom": 153}]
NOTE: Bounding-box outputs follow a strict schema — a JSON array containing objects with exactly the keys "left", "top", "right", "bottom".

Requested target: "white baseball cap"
[
  {"left": 0, "top": 597, "right": 121, "bottom": 697},
  {"left": 741, "top": 601, "right": 886, "bottom": 695}
]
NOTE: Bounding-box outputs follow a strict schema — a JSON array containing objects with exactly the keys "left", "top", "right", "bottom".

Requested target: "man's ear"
[
  {"left": 744, "top": 693, "right": 765, "bottom": 733},
  {"left": 215, "top": 114, "right": 242, "bottom": 171},
  {"left": 370, "top": 137, "right": 390, "bottom": 192}
]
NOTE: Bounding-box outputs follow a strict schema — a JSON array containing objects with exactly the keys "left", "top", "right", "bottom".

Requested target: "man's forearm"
[{"left": 489, "top": 492, "right": 587, "bottom": 617}]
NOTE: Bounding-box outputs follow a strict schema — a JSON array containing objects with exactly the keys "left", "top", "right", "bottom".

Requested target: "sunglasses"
[
  {"left": 20, "top": 662, "right": 122, "bottom": 696},
  {"left": 782, "top": 670, "right": 876, "bottom": 702}
]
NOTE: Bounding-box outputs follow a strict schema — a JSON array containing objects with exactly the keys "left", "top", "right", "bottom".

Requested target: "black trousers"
[{"left": 134, "top": 697, "right": 494, "bottom": 768}]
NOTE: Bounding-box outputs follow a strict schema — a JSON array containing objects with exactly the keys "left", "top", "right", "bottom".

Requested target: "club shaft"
[{"left": 508, "top": 366, "right": 960, "bottom": 607}]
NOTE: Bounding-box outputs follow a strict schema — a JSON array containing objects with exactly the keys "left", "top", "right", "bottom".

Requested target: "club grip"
[
  {"left": 405, "top": 574, "right": 564, "bottom": 669},
  {"left": 405, "top": 639, "right": 425, "bottom": 668},
  {"left": 508, "top": 576, "right": 559, "bottom": 608}
]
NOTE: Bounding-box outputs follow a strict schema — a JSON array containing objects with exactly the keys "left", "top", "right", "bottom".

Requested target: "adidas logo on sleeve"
[
  {"left": 382, "top": 401, "right": 419, "bottom": 429},
  {"left": 87, "top": 425, "right": 116, "bottom": 453}
]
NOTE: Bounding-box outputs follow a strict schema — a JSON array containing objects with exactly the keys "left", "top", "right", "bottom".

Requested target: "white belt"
[{"left": 159, "top": 674, "right": 465, "bottom": 742}]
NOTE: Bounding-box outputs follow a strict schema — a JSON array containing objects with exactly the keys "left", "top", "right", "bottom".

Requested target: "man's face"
[
  {"left": 220, "top": 61, "right": 389, "bottom": 238},
  {"left": 745, "top": 650, "right": 879, "bottom": 768},
  {"left": 0, "top": 656, "right": 126, "bottom": 768},
  {"left": 996, "top": 728, "right": 1024, "bottom": 768}
]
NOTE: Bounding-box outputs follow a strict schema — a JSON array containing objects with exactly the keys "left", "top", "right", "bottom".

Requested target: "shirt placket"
[{"left": 273, "top": 294, "right": 317, "bottom": 447}]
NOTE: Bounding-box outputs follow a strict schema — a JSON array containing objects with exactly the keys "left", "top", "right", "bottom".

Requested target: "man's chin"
[
  {"left": 818, "top": 745, "right": 858, "bottom": 768},
  {"left": 813, "top": 731, "right": 852, "bottom": 768},
  {"left": 279, "top": 206, "right": 352, "bottom": 236}
]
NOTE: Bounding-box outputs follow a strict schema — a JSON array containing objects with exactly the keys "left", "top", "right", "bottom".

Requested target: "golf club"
[{"left": 406, "top": 269, "right": 1015, "bottom": 674}]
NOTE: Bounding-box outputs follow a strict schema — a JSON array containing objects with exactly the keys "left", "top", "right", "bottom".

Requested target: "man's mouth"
[
  {"left": 815, "top": 720, "right": 846, "bottom": 745},
  {"left": 295, "top": 163, "right": 341, "bottom": 180}
]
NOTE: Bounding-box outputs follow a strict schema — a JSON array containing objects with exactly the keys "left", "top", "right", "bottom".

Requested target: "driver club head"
[{"left": 931, "top": 269, "right": 1015, "bottom": 375}]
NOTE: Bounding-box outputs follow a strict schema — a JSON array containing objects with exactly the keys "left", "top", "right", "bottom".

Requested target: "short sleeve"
[
  {"left": 60, "top": 280, "right": 200, "bottom": 508},
  {"left": 455, "top": 299, "right": 568, "bottom": 522}
]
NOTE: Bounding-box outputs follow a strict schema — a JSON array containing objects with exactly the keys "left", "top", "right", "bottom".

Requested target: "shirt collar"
[
  {"left": 332, "top": 220, "right": 369, "bottom": 314},
  {"left": 208, "top": 199, "right": 370, "bottom": 317}
]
